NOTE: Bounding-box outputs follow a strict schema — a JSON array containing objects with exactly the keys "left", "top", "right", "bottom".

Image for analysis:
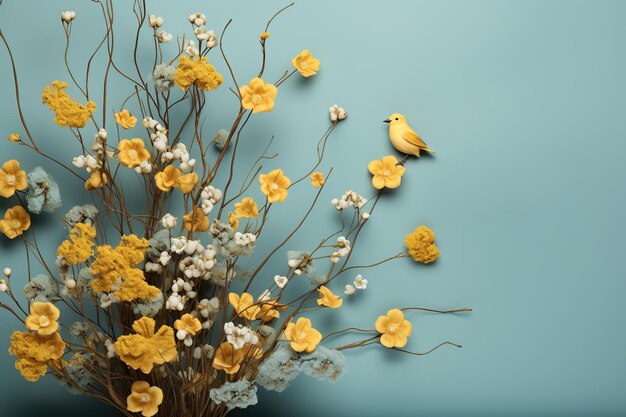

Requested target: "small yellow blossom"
[
  {"left": 127, "top": 381, "right": 163, "bottom": 417},
  {"left": 213, "top": 342, "right": 245, "bottom": 374},
  {"left": 259, "top": 168, "right": 290, "bottom": 203},
  {"left": 228, "top": 212, "right": 239, "bottom": 230},
  {"left": 115, "top": 268, "right": 161, "bottom": 302},
  {"left": 174, "top": 314, "right": 202, "bottom": 336},
  {"left": 8, "top": 133, "right": 21, "bottom": 143},
  {"left": 234, "top": 197, "right": 259, "bottom": 218},
  {"left": 176, "top": 172, "right": 198, "bottom": 194},
  {"left": 183, "top": 208, "right": 209, "bottom": 233},
  {"left": 291, "top": 50, "right": 321, "bottom": 77},
  {"left": 57, "top": 223, "right": 96, "bottom": 265},
  {"left": 174, "top": 56, "right": 224, "bottom": 91},
  {"left": 0, "top": 205, "right": 30, "bottom": 239},
  {"left": 85, "top": 171, "right": 107, "bottom": 191},
  {"left": 114, "top": 317, "right": 177, "bottom": 374},
  {"left": 256, "top": 299, "right": 287, "bottom": 322},
  {"left": 368, "top": 155, "right": 406, "bottom": 189},
  {"left": 404, "top": 226, "right": 440, "bottom": 264},
  {"left": 260, "top": 31, "right": 270, "bottom": 40},
  {"left": 284, "top": 317, "right": 322, "bottom": 353},
  {"left": 25, "top": 302, "right": 61, "bottom": 336},
  {"left": 316, "top": 285, "right": 343, "bottom": 308},
  {"left": 375, "top": 308, "right": 412, "bottom": 348},
  {"left": 118, "top": 139, "right": 150, "bottom": 168},
  {"left": 114, "top": 109, "right": 138, "bottom": 129},
  {"left": 154, "top": 165, "right": 180, "bottom": 192},
  {"left": 0, "top": 160, "right": 28, "bottom": 198},
  {"left": 229, "top": 292, "right": 257, "bottom": 320},
  {"left": 41, "top": 81, "right": 96, "bottom": 128},
  {"left": 310, "top": 171, "right": 325, "bottom": 187},
  {"left": 8, "top": 331, "right": 65, "bottom": 382},
  {"left": 239, "top": 77, "right": 277, "bottom": 113}
]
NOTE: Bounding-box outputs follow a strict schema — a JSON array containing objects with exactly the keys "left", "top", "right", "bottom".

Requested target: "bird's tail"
[{"left": 424, "top": 147, "right": 436, "bottom": 154}]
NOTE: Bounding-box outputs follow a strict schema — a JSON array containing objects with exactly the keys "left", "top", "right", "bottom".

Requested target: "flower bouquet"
[{"left": 0, "top": 2, "right": 470, "bottom": 416}]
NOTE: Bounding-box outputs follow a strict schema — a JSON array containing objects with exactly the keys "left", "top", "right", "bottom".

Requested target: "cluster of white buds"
[
  {"left": 176, "top": 327, "right": 196, "bottom": 347},
  {"left": 188, "top": 12, "right": 207, "bottom": 27},
  {"left": 143, "top": 117, "right": 168, "bottom": 152},
  {"left": 224, "top": 322, "right": 259, "bottom": 350},
  {"left": 330, "top": 236, "right": 351, "bottom": 263},
  {"left": 166, "top": 278, "right": 196, "bottom": 311},
  {"left": 234, "top": 232, "right": 256, "bottom": 247},
  {"left": 148, "top": 15, "right": 164, "bottom": 29},
  {"left": 184, "top": 39, "right": 199, "bottom": 57},
  {"left": 178, "top": 246, "right": 217, "bottom": 280},
  {"left": 354, "top": 274, "right": 368, "bottom": 290},
  {"left": 100, "top": 293, "right": 117, "bottom": 309},
  {"left": 194, "top": 28, "right": 217, "bottom": 47},
  {"left": 104, "top": 339, "right": 116, "bottom": 358},
  {"left": 157, "top": 31, "right": 173, "bottom": 43},
  {"left": 61, "top": 10, "right": 76, "bottom": 24},
  {"left": 170, "top": 236, "right": 188, "bottom": 254},
  {"left": 134, "top": 161, "right": 153, "bottom": 174},
  {"left": 193, "top": 344, "right": 214, "bottom": 359},
  {"left": 0, "top": 279, "right": 7, "bottom": 293},
  {"left": 72, "top": 154, "right": 100, "bottom": 173},
  {"left": 331, "top": 189, "right": 368, "bottom": 211},
  {"left": 158, "top": 251, "right": 171, "bottom": 266},
  {"left": 162, "top": 143, "right": 195, "bottom": 171},
  {"left": 144, "top": 261, "right": 162, "bottom": 273},
  {"left": 329, "top": 104, "right": 347, "bottom": 122},
  {"left": 91, "top": 129, "right": 108, "bottom": 153},
  {"left": 161, "top": 213, "right": 177, "bottom": 229},
  {"left": 197, "top": 297, "right": 219, "bottom": 319},
  {"left": 344, "top": 284, "right": 355, "bottom": 295},
  {"left": 274, "top": 274, "right": 288, "bottom": 288},
  {"left": 200, "top": 185, "right": 222, "bottom": 215}
]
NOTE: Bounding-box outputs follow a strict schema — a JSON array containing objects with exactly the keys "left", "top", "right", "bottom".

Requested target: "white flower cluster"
[
  {"left": 1, "top": 268, "right": 10, "bottom": 292},
  {"left": 200, "top": 185, "right": 222, "bottom": 215},
  {"left": 166, "top": 278, "right": 196, "bottom": 311},
  {"left": 176, "top": 325, "right": 196, "bottom": 347},
  {"left": 162, "top": 143, "right": 195, "bottom": 171},
  {"left": 330, "top": 236, "right": 351, "bottom": 263},
  {"left": 197, "top": 297, "right": 219, "bottom": 323},
  {"left": 331, "top": 189, "right": 368, "bottom": 211},
  {"left": 143, "top": 117, "right": 168, "bottom": 152},
  {"left": 100, "top": 293, "right": 118, "bottom": 309},
  {"left": 195, "top": 28, "right": 217, "bottom": 47},
  {"left": 224, "top": 322, "right": 259, "bottom": 350},
  {"left": 61, "top": 10, "right": 76, "bottom": 24},
  {"left": 345, "top": 274, "right": 368, "bottom": 295},
  {"left": 161, "top": 213, "right": 177, "bottom": 229},
  {"left": 188, "top": 12, "right": 207, "bottom": 27},
  {"left": 157, "top": 31, "right": 173, "bottom": 43},
  {"left": 72, "top": 129, "right": 108, "bottom": 173},
  {"left": 184, "top": 39, "right": 199, "bottom": 57},
  {"left": 329, "top": 104, "right": 347, "bottom": 122},
  {"left": 148, "top": 15, "right": 164, "bottom": 29},
  {"left": 169, "top": 236, "right": 217, "bottom": 280},
  {"left": 104, "top": 338, "right": 116, "bottom": 358},
  {"left": 135, "top": 161, "right": 153, "bottom": 174},
  {"left": 233, "top": 232, "right": 256, "bottom": 254},
  {"left": 274, "top": 275, "right": 288, "bottom": 288}
]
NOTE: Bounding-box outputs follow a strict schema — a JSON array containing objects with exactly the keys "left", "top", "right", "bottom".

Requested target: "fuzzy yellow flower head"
[
  {"left": 9, "top": 330, "right": 65, "bottom": 382},
  {"left": 316, "top": 285, "right": 343, "bottom": 308},
  {"left": 0, "top": 205, "right": 30, "bottom": 239},
  {"left": 114, "top": 109, "right": 138, "bottom": 129},
  {"left": 57, "top": 222, "right": 96, "bottom": 265},
  {"left": 25, "top": 302, "right": 61, "bottom": 336},
  {"left": 118, "top": 139, "right": 150, "bottom": 168},
  {"left": 368, "top": 155, "right": 406, "bottom": 189},
  {"left": 291, "top": 50, "right": 320, "bottom": 77},
  {"left": 284, "top": 317, "right": 322, "bottom": 353},
  {"left": 228, "top": 212, "right": 239, "bottom": 230},
  {"left": 127, "top": 381, "right": 163, "bottom": 417},
  {"left": 375, "top": 308, "right": 412, "bottom": 348},
  {"left": 234, "top": 197, "right": 259, "bottom": 218},
  {"left": 0, "top": 160, "right": 28, "bottom": 198},
  {"left": 260, "top": 31, "right": 270, "bottom": 40},
  {"left": 404, "top": 226, "right": 439, "bottom": 264},
  {"left": 259, "top": 168, "right": 290, "bottom": 203},
  {"left": 310, "top": 171, "right": 325, "bottom": 187},
  {"left": 8, "top": 133, "right": 21, "bottom": 143},
  {"left": 85, "top": 171, "right": 107, "bottom": 191},
  {"left": 229, "top": 292, "right": 257, "bottom": 320},
  {"left": 183, "top": 208, "right": 209, "bottom": 233},
  {"left": 41, "top": 81, "right": 96, "bottom": 128},
  {"left": 114, "top": 317, "right": 177, "bottom": 374},
  {"left": 174, "top": 56, "right": 224, "bottom": 91},
  {"left": 174, "top": 313, "right": 202, "bottom": 336},
  {"left": 240, "top": 77, "right": 277, "bottom": 113},
  {"left": 213, "top": 341, "right": 245, "bottom": 374}
]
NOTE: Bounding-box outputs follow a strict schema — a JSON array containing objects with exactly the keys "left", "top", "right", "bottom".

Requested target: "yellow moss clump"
[
  {"left": 113, "top": 317, "right": 176, "bottom": 374},
  {"left": 41, "top": 81, "right": 96, "bottom": 128},
  {"left": 404, "top": 226, "right": 440, "bottom": 264},
  {"left": 173, "top": 56, "right": 224, "bottom": 91},
  {"left": 56, "top": 223, "right": 96, "bottom": 265},
  {"left": 8, "top": 331, "right": 65, "bottom": 382}
]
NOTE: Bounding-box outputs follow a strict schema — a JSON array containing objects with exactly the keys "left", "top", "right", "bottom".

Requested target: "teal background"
[{"left": 1, "top": 0, "right": 626, "bottom": 416}]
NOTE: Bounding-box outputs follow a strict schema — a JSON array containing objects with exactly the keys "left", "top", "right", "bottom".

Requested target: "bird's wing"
[{"left": 401, "top": 129, "right": 429, "bottom": 149}]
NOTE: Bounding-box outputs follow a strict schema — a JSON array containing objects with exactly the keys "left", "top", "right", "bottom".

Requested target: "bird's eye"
[{"left": 395, "top": 118, "right": 399, "bottom": 121}]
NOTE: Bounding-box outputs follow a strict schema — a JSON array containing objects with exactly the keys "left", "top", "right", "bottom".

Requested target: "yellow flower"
[
  {"left": 8, "top": 331, "right": 65, "bottom": 382},
  {"left": 256, "top": 299, "right": 287, "bottom": 322},
  {"left": 234, "top": 197, "right": 259, "bottom": 218},
  {"left": 368, "top": 155, "right": 406, "bottom": 189},
  {"left": 259, "top": 168, "right": 290, "bottom": 203},
  {"left": 41, "top": 81, "right": 96, "bottom": 128},
  {"left": 229, "top": 292, "right": 257, "bottom": 320},
  {"left": 0, "top": 205, "right": 30, "bottom": 239},
  {"left": 85, "top": 171, "right": 107, "bottom": 191},
  {"left": 57, "top": 223, "right": 96, "bottom": 265},
  {"left": 291, "top": 50, "right": 320, "bottom": 77},
  {"left": 310, "top": 171, "right": 325, "bottom": 187},
  {"left": 114, "top": 317, "right": 177, "bottom": 374},
  {"left": 284, "top": 317, "right": 322, "bottom": 353},
  {"left": 127, "top": 381, "right": 163, "bottom": 417},
  {"left": 404, "top": 226, "right": 439, "bottom": 264},
  {"left": 8, "top": 133, "right": 21, "bottom": 143},
  {"left": 25, "top": 302, "right": 60, "bottom": 336},
  {"left": 260, "top": 31, "right": 270, "bottom": 40},
  {"left": 174, "top": 314, "right": 202, "bottom": 336},
  {"left": 114, "top": 109, "right": 138, "bottom": 129},
  {"left": 115, "top": 268, "right": 161, "bottom": 302},
  {"left": 118, "top": 139, "right": 150, "bottom": 168},
  {"left": 213, "top": 342, "right": 245, "bottom": 374},
  {"left": 174, "top": 56, "right": 224, "bottom": 91},
  {"left": 239, "top": 77, "right": 277, "bottom": 113},
  {"left": 0, "top": 160, "right": 28, "bottom": 198},
  {"left": 316, "top": 285, "right": 343, "bottom": 308},
  {"left": 176, "top": 172, "right": 198, "bottom": 194},
  {"left": 154, "top": 165, "right": 180, "bottom": 192},
  {"left": 183, "top": 208, "right": 209, "bottom": 233},
  {"left": 375, "top": 308, "right": 412, "bottom": 348},
  {"left": 228, "top": 212, "right": 239, "bottom": 230}
]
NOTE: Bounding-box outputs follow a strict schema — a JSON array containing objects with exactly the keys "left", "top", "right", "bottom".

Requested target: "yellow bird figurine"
[{"left": 383, "top": 113, "right": 435, "bottom": 160}]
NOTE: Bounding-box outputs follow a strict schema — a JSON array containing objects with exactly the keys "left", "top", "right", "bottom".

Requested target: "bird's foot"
[{"left": 397, "top": 155, "right": 409, "bottom": 166}]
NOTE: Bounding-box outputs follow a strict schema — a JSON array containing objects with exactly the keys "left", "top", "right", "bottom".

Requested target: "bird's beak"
[{"left": 383, "top": 119, "right": 391, "bottom": 123}]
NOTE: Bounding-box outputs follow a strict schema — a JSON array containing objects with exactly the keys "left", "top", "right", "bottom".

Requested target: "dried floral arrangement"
[{"left": 0, "top": 2, "right": 470, "bottom": 416}]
